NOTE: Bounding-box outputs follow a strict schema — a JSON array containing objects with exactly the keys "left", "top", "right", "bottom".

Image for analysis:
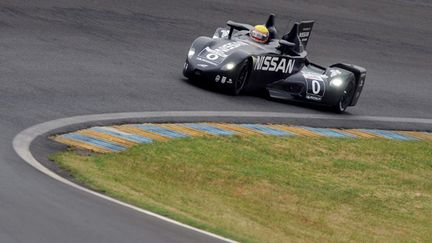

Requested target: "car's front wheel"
[
  {"left": 333, "top": 80, "right": 355, "bottom": 113},
  {"left": 230, "top": 59, "right": 250, "bottom": 96}
]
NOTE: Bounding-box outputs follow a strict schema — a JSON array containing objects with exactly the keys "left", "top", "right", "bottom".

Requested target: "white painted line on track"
[{"left": 12, "top": 111, "right": 432, "bottom": 243}]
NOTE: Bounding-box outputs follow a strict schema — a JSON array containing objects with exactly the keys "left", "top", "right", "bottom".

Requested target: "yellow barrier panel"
[
  {"left": 53, "top": 136, "right": 111, "bottom": 153},
  {"left": 114, "top": 125, "right": 169, "bottom": 141},
  {"left": 77, "top": 130, "right": 136, "bottom": 147},
  {"left": 207, "top": 123, "right": 262, "bottom": 136},
  {"left": 157, "top": 124, "right": 209, "bottom": 137},
  {"left": 399, "top": 131, "right": 432, "bottom": 141},
  {"left": 52, "top": 123, "right": 431, "bottom": 154},
  {"left": 342, "top": 129, "right": 382, "bottom": 139},
  {"left": 267, "top": 124, "right": 322, "bottom": 137}
]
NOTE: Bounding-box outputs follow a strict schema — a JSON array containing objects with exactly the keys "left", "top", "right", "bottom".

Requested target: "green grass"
[{"left": 50, "top": 136, "right": 432, "bottom": 242}]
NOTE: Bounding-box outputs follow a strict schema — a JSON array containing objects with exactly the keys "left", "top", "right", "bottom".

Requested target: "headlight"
[
  {"left": 224, "top": 62, "right": 236, "bottom": 70},
  {"left": 330, "top": 78, "right": 344, "bottom": 87},
  {"left": 188, "top": 48, "right": 195, "bottom": 58}
]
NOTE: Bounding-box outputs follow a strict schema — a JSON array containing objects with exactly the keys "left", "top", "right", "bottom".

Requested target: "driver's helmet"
[{"left": 250, "top": 25, "right": 269, "bottom": 43}]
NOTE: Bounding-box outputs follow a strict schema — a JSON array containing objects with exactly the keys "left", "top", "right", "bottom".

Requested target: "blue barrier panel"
[
  {"left": 135, "top": 124, "right": 188, "bottom": 138},
  {"left": 241, "top": 124, "right": 293, "bottom": 136},
  {"left": 91, "top": 127, "right": 152, "bottom": 143},
  {"left": 63, "top": 133, "right": 125, "bottom": 151},
  {"left": 183, "top": 123, "right": 235, "bottom": 136}
]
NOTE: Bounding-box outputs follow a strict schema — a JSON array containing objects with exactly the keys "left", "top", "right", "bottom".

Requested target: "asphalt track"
[{"left": 1, "top": 0, "right": 432, "bottom": 242}]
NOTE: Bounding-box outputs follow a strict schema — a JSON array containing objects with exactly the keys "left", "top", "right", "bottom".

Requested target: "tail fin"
[
  {"left": 282, "top": 23, "right": 303, "bottom": 54},
  {"left": 265, "top": 14, "right": 277, "bottom": 39},
  {"left": 298, "top": 21, "right": 314, "bottom": 49},
  {"left": 265, "top": 14, "right": 275, "bottom": 28}
]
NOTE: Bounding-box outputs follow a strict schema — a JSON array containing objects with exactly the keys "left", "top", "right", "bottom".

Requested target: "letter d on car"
[{"left": 312, "top": 80, "right": 321, "bottom": 94}]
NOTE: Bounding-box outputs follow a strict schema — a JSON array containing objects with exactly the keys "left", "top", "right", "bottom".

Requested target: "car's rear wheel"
[
  {"left": 333, "top": 80, "right": 355, "bottom": 113},
  {"left": 230, "top": 59, "right": 250, "bottom": 95}
]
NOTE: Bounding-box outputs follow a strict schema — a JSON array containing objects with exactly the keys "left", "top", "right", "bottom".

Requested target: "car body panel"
[{"left": 183, "top": 17, "right": 366, "bottom": 110}]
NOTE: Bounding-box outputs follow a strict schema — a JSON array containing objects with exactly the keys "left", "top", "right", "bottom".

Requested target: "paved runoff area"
[{"left": 52, "top": 123, "right": 432, "bottom": 153}]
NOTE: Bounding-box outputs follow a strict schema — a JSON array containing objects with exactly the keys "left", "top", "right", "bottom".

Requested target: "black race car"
[{"left": 183, "top": 14, "right": 366, "bottom": 112}]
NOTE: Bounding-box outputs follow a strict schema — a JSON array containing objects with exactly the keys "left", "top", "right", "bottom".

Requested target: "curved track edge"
[{"left": 12, "top": 111, "right": 432, "bottom": 243}]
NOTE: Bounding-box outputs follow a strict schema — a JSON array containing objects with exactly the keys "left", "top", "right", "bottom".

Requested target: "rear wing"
[{"left": 298, "top": 21, "right": 314, "bottom": 49}]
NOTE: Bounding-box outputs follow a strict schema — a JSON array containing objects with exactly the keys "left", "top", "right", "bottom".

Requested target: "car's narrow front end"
[{"left": 183, "top": 36, "right": 256, "bottom": 94}]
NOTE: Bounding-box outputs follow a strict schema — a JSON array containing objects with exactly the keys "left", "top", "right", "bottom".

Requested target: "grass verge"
[{"left": 50, "top": 136, "right": 432, "bottom": 242}]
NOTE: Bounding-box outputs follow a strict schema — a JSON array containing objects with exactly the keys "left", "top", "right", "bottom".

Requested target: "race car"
[{"left": 183, "top": 14, "right": 366, "bottom": 112}]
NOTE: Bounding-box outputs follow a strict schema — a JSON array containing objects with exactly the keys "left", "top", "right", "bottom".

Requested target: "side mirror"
[
  {"left": 226, "top": 21, "right": 253, "bottom": 39},
  {"left": 279, "top": 39, "right": 295, "bottom": 48},
  {"left": 226, "top": 21, "right": 253, "bottom": 31}
]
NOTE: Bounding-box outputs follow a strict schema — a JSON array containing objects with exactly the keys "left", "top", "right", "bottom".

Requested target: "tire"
[
  {"left": 333, "top": 80, "right": 355, "bottom": 113},
  {"left": 230, "top": 59, "right": 250, "bottom": 95}
]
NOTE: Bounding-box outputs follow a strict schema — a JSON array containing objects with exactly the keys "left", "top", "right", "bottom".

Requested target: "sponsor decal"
[
  {"left": 302, "top": 71, "right": 324, "bottom": 81},
  {"left": 198, "top": 41, "right": 247, "bottom": 65},
  {"left": 220, "top": 29, "right": 229, "bottom": 38},
  {"left": 298, "top": 22, "right": 313, "bottom": 45},
  {"left": 213, "top": 29, "right": 230, "bottom": 39},
  {"left": 306, "top": 94, "right": 322, "bottom": 101},
  {"left": 329, "top": 69, "right": 342, "bottom": 78},
  {"left": 197, "top": 63, "right": 208, "bottom": 68},
  {"left": 254, "top": 56, "right": 296, "bottom": 74},
  {"left": 305, "top": 79, "right": 325, "bottom": 101},
  {"left": 304, "top": 71, "right": 326, "bottom": 101},
  {"left": 299, "top": 32, "right": 310, "bottom": 38},
  {"left": 215, "top": 75, "right": 233, "bottom": 84},
  {"left": 299, "top": 31, "right": 310, "bottom": 43},
  {"left": 196, "top": 57, "right": 217, "bottom": 66},
  {"left": 221, "top": 76, "right": 227, "bottom": 84}
]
